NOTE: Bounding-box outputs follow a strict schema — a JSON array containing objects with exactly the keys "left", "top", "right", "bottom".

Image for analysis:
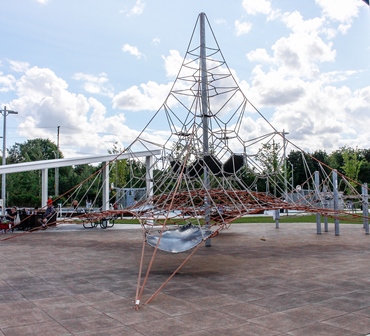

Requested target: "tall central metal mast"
[
  {"left": 200, "top": 12, "right": 211, "bottom": 246},
  {"left": 200, "top": 13, "right": 209, "bottom": 152}
]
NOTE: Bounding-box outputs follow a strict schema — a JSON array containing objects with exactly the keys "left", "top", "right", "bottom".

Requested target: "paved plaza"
[{"left": 0, "top": 222, "right": 370, "bottom": 335}]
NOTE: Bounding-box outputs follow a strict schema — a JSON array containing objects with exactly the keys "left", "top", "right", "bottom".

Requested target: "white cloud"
[
  {"left": 235, "top": 20, "right": 252, "bottom": 36},
  {"left": 162, "top": 50, "right": 183, "bottom": 78},
  {"left": 246, "top": 48, "right": 271, "bottom": 63},
  {"left": 268, "top": 80, "right": 363, "bottom": 152},
  {"left": 8, "top": 60, "right": 30, "bottom": 73},
  {"left": 249, "top": 67, "right": 306, "bottom": 107},
  {"left": 112, "top": 81, "right": 171, "bottom": 111},
  {"left": 9, "top": 66, "right": 134, "bottom": 157},
  {"left": 72, "top": 72, "right": 114, "bottom": 97},
  {"left": 319, "top": 70, "right": 358, "bottom": 85},
  {"left": 315, "top": 0, "right": 361, "bottom": 24},
  {"left": 0, "top": 72, "right": 16, "bottom": 92},
  {"left": 337, "top": 23, "right": 352, "bottom": 35},
  {"left": 271, "top": 33, "right": 336, "bottom": 76},
  {"left": 239, "top": 2, "right": 369, "bottom": 152},
  {"left": 281, "top": 11, "right": 324, "bottom": 35},
  {"left": 247, "top": 16, "right": 336, "bottom": 80},
  {"left": 112, "top": 2, "right": 370, "bottom": 154},
  {"left": 7, "top": 1, "right": 367, "bottom": 157},
  {"left": 127, "top": 0, "right": 145, "bottom": 16},
  {"left": 242, "top": 0, "right": 272, "bottom": 15},
  {"left": 35, "top": 0, "right": 49, "bottom": 4},
  {"left": 122, "top": 44, "right": 145, "bottom": 59},
  {"left": 215, "top": 18, "right": 227, "bottom": 25}
]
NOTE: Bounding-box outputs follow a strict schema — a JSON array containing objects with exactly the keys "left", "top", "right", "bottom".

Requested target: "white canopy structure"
[{"left": 0, "top": 149, "right": 161, "bottom": 211}]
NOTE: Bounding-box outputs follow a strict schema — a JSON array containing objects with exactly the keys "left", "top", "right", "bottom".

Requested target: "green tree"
[
  {"left": 129, "top": 159, "right": 147, "bottom": 189},
  {"left": 62, "top": 164, "right": 102, "bottom": 206},
  {"left": 287, "top": 150, "right": 301, "bottom": 188},
  {"left": 256, "top": 141, "right": 283, "bottom": 196},
  {"left": 5, "top": 138, "right": 101, "bottom": 207},
  {"left": 8, "top": 138, "right": 62, "bottom": 163},
  {"left": 311, "top": 150, "right": 329, "bottom": 171},
  {"left": 359, "top": 161, "right": 370, "bottom": 185},
  {"left": 6, "top": 139, "right": 64, "bottom": 206},
  {"left": 341, "top": 146, "right": 364, "bottom": 193},
  {"left": 108, "top": 143, "right": 129, "bottom": 189},
  {"left": 328, "top": 149, "right": 344, "bottom": 172},
  {"left": 286, "top": 149, "right": 330, "bottom": 191},
  {"left": 358, "top": 149, "right": 370, "bottom": 184}
]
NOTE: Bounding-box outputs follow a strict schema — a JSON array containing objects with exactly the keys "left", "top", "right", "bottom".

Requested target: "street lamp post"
[{"left": 1, "top": 106, "right": 18, "bottom": 215}]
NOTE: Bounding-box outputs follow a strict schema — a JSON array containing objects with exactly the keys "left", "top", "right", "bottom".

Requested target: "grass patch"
[
  {"left": 115, "top": 218, "right": 140, "bottom": 224},
  {"left": 231, "top": 214, "right": 332, "bottom": 224},
  {"left": 114, "top": 213, "right": 364, "bottom": 225}
]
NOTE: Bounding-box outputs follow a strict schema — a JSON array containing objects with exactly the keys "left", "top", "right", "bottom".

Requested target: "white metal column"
[
  {"left": 333, "top": 170, "right": 340, "bottom": 236},
  {"left": 146, "top": 156, "right": 153, "bottom": 198},
  {"left": 315, "top": 171, "right": 321, "bottom": 234},
  {"left": 102, "top": 162, "right": 110, "bottom": 210},
  {"left": 41, "top": 168, "right": 48, "bottom": 207},
  {"left": 362, "top": 183, "right": 369, "bottom": 235}
]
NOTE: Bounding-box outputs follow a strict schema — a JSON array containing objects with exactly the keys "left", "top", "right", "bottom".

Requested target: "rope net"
[{"left": 3, "top": 13, "right": 369, "bottom": 308}]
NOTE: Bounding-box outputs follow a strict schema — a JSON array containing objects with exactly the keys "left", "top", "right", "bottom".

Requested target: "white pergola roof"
[
  {"left": 0, "top": 150, "right": 161, "bottom": 174},
  {"left": 0, "top": 149, "right": 161, "bottom": 210}
]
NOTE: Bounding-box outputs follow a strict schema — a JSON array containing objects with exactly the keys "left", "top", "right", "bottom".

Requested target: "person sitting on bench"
[
  {"left": 5, "top": 206, "right": 17, "bottom": 231},
  {"left": 37, "top": 200, "right": 56, "bottom": 229}
]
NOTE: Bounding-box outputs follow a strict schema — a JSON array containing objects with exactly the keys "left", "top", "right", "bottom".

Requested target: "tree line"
[
  {"left": 234, "top": 145, "right": 369, "bottom": 197},
  {"left": 4, "top": 139, "right": 147, "bottom": 208},
  {"left": 287, "top": 146, "right": 369, "bottom": 193},
  {"left": 2, "top": 138, "right": 369, "bottom": 207}
]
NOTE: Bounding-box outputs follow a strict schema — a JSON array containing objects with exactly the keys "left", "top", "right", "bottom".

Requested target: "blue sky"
[{"left": 1, "top": 0, "right": 370, "bottom": 157}]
